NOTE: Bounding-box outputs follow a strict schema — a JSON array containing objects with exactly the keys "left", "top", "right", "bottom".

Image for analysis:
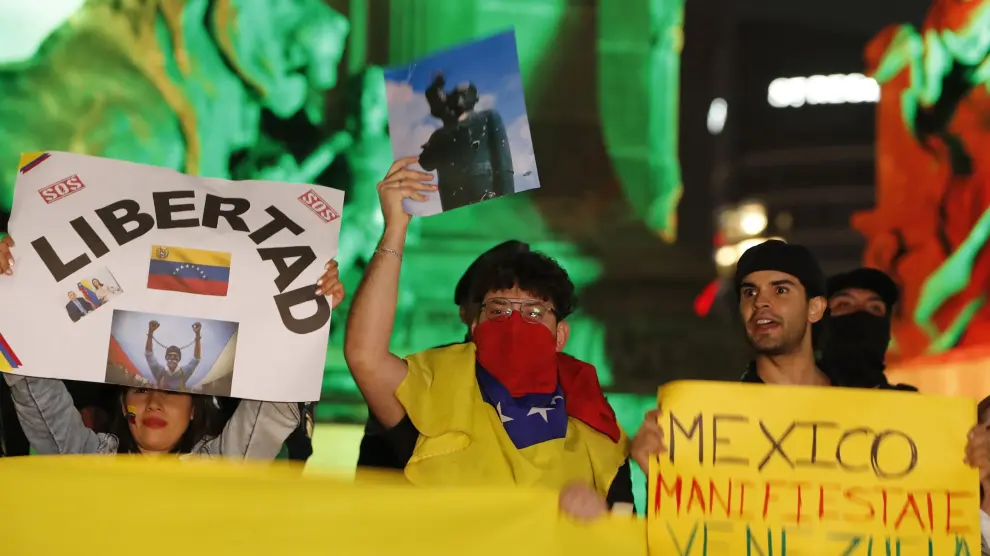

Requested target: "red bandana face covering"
[{"left": 473, "top": 312, "right": 558, "bottom": 397}]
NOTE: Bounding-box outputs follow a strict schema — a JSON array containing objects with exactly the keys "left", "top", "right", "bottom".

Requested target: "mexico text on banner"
[
  {"left": 647, "top": 381, "right": 980, "bottom": 556},
  {"left": 0, "top": 151, "right": 344, "bottom": 402}
]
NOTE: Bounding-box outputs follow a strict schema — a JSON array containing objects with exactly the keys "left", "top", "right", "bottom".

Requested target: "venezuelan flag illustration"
[
  {"left": 147, "top": 245, "right": 231, "bottom": 297},
  {"left": 0, "top": 333, "right": 22, "bottom": 372},
  {"left": 18, "top": 152, "right": 50, "bottom": 174}
]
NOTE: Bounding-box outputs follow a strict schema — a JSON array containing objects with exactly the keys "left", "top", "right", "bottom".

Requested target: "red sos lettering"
[
  {"left": 38, "top": 174, "right": 86, "bottom": 204},
  {"left": 298, "top": 189, "right": 340, "bottom": 223}
]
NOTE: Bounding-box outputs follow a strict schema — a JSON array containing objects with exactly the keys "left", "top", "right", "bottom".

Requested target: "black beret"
[
  {"left": 734, "top": 240, "right": 825, "bottom": 298},
  {"left": 826, "top": 267, "right": 899, "bottom": 310},
  {"left": 453, "top": 240, "right": 530, "bottom": 306}
]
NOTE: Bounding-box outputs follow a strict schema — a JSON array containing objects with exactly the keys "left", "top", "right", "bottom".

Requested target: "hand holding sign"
[
  {"left": 377, "top": 156, "right": 437, "bottom": 230},
  {"left": 0, "top": 236, "right": 13, "bottom": 275},
  {"left": 965, "top": 423, "right": 990, "bottom": 480},
  {"left": 631, "top": 408, "right": 667, "bottom": 473},
  {"left": 315, "top": 260, "right": 345, "bottom": 308}
]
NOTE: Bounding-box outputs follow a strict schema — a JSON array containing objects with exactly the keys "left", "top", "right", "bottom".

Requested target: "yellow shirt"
[{"left": 396, "top": 343, "right": 629, "bottom": 498}]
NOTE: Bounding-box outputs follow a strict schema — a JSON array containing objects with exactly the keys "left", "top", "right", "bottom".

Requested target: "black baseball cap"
[
  {"left": 453, "top": 240, "right": 530, "bottom": 306},
  {"left": 734, "top": 240, "right": 825, "bottom": 298},
  {"left": 826, "top": 267, "right": 899, "bottom": 310}
]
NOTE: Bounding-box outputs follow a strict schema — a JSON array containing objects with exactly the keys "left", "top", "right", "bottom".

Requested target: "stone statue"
[
  {"left": 0, "top": 0, "right": 350, "bottom": 210},
  {"left": 857, "top": 0, "right": 990, "bottom": 360}
]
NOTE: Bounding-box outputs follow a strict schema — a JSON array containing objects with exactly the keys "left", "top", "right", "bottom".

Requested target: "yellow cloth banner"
[
  {"left": 648, "top": 381, "right": 980, "bottom": 555},
  {"left": 0, "top": 456, "right": 647, "bottom": 555}
]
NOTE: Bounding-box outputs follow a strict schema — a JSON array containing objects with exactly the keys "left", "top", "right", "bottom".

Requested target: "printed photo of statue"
[
  {"left": 384, "top": 30, "right": 540, "bottom": 216},
  {"left": 419, "top": 73, "right": 514, "bottom": 211}
]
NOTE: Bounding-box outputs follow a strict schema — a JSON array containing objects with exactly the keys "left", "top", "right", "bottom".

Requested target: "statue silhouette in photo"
[{"left": 419, "top": 73, "right": 515, "bottom": 211}]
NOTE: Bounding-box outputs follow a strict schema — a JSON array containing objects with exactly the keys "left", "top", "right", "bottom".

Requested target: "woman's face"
[
  {"left": 124, "top": 388, "right": 193, "bottom": 453},
  {"left": 92, "top": 279, "right": 102, "bottom": 288}
]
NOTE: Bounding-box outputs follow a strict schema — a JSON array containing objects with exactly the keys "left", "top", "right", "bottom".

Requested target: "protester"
[
  {"left": 0, "top": 236, "right": 343, "bottom": 458},
  {"left": 343, "top": 157, "right": 631, "bottom": 520},
  {"left": 630, "top": 241, "right": 990, "bottom": 497},
  {"left": 823, "top": 267, "right": 916, "bottom": 390},
  {"left": 356, "top": 239, "right": 530, "bottom": 470}
]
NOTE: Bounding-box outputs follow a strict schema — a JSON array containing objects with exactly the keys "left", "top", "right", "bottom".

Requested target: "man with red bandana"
[{"left": 343, "top": 157, "right": 632, "bottom": 519}]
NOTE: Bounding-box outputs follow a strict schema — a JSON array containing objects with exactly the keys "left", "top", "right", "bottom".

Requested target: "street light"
[{"left": 737, "top": 202, "right": 768, "bottom": 236}]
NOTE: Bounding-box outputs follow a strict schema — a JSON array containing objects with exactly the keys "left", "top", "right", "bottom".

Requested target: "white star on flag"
[
  {"left": 496, "top": 402, "right": 513, "bottom": 423},
  {"left": 527, "top": 406, "right": 554, "bottom": 422}
]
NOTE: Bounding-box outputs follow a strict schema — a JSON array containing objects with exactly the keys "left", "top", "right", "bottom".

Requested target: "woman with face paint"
[{"left": 0, "top": 236, "right": 345, "bottom": 457}]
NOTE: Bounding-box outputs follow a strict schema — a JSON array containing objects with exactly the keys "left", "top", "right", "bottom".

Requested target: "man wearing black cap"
[
  {"left": 732, "top": 240, "right": 830, "bottom": 385},
  {"left": 355, "top": 239, "right": 530, "bottom": 469},
  {"left": 823, "top": 267, "right": 915, "bottom": 390},
  {"left": 630, "top": 241, "right": 990, "bottom": 488}
]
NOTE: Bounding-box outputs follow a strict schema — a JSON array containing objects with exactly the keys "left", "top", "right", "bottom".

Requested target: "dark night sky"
[{"left": 733, "top": 0, "right": 931, "bottom": 36}]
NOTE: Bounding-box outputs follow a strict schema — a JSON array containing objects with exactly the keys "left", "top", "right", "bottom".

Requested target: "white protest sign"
[{"left": 0, "top": 152, "right": 343, "bottom": 402}]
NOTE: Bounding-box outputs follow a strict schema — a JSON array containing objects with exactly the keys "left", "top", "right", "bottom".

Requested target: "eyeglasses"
[{"left": 481, "top": 297, "right": 554, "bottom": 324}]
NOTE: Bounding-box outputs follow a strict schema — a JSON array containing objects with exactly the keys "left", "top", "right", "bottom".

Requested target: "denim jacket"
[{"left": 2, "top": 374, "right": 299, "bottom": 458}]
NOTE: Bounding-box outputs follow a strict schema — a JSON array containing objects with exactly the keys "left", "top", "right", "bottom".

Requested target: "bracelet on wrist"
[{"left": 375, "top": 246, "right": 403, "bottom": 260}]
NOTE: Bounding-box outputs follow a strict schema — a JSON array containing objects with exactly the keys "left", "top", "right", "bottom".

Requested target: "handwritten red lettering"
[
  {"left": 686, "top": 479, "right": 707, "bottom": 514},
  {"left": 654, "top": 472, "right": 683, "bottom": 515},
  {"left": 945, "top": 491, "right": 974, "bottom": 534},
  {"left": 710, "top": 479, "right": 732, "bottom": 519},
  {"left": 894, "top": 493, "right": 926, "bottom": 532}
]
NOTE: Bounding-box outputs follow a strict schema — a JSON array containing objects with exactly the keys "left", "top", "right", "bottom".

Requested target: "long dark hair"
[{"left": 108, "top": 388, "right": 222, "bottom": 454}]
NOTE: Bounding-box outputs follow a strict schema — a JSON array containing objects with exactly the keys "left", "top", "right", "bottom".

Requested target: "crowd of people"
[{"left": 1, "top": 157, "right": 990, "bottom": 545}]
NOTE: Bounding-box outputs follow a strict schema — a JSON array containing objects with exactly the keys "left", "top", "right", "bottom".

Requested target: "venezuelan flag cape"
[{"left": 397, "top": 343, "right": 628, "bottom": 498}]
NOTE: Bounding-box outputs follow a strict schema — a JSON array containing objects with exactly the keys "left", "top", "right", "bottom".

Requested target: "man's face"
[
  {"left": 68, "top": 291, "right": 77, "bottom": 300},
  {"left": 828, "top": 287, "right": 886, "bottom": 317},
  {"left": 739, "top": 270, "right": 825, "bottom": 355},
  {"left": 471, "top": 285, "right": 570, "bottom": 352},
  {"left": 165, "top": 352, "right": 180, "bottom": 371}
]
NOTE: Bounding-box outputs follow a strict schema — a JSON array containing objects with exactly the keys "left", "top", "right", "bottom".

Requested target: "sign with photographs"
[
  {"left": 647, "top": 381, "right": 980, "bottom": 555},
  {"left": 0, "top": 152, "right": 343, "bottom": 402}
]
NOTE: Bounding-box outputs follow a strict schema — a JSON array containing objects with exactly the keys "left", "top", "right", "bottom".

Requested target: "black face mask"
[{"left": 825, "top": 312, "right": 891, "bottom": 372}]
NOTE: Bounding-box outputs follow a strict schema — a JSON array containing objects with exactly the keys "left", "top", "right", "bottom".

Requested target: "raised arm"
[
  {"left": 0, "top": 237, "right": 114, "bottom": 454},
  {"left": 195, "top": 400, "right": 300, "bottom": 459},
  {"left": 343, "top": 157, "right": 437, "bottom": 428},
  {"left": 2, "top": 374, "right": 114, "bottom": 454},
  {"left": 192, "top": 322, "right": 202, "bottom": 360}
]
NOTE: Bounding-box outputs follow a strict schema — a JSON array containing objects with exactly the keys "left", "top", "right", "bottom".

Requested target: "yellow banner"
[
  {"left": 0, "top": 456, "right": 646, "bottom": 555},
  {"left": 647, "top": 381, "right": 980, "bottom": 555}
]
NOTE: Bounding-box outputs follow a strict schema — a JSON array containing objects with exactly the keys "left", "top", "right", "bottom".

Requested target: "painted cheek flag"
[
  {"left": 147, "top": 245, "right": 231, "bottom": 297},
  {"left": 0, "top": 333, "right": 22, "bottom": 372}
]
